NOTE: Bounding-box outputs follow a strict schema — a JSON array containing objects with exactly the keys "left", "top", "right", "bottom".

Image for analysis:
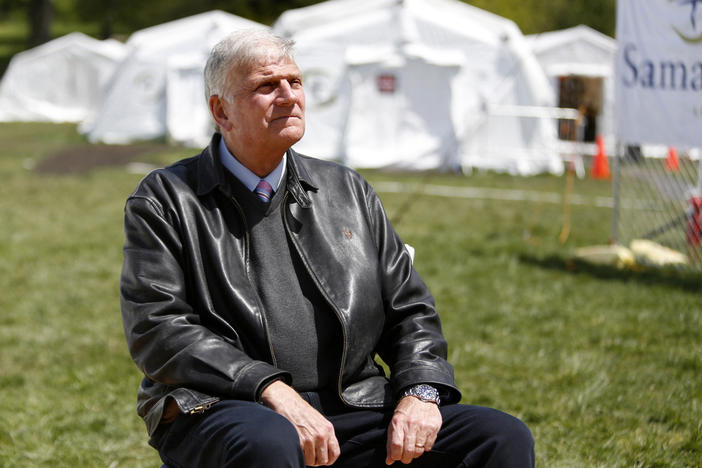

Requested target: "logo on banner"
[
  {"left": 670, "top": 0, "right": 702, "bottom": 42},
  {"left": 616, "top": 0, "right": 702, "bottom": 146},
  {"left": 621, "top": 1, "right": 702, "bottom": 90}
]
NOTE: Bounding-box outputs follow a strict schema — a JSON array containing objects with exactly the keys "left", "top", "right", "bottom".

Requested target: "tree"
[
  {"left": 464, "top": 0, "right": 616, "bottom": 37},
  {"left": 27, "top": 0, "right": 53, "bottom": 46},
  {"left": 71, "top": 0, "right": 323, "bottom": 36},
  {"left": 9, "top": 0, "right": 618, "bottom": 48}
]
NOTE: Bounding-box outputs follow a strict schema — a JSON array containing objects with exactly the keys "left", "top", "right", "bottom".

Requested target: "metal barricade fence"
[{"left": 612, "top": 145, "right": 702, "bottom": 272}]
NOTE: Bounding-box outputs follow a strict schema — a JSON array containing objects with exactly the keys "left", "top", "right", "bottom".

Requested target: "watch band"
[{"left": 402, "top": 384, "right": 441, "bottom": 405}]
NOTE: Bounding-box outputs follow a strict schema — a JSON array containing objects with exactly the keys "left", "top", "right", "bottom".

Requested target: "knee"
[
  {"left": 447, "top": 406, "right": 534, "bottom": 467},
  {"left": 244, "top": 412, "right": 301, "bottom": 455},
  {"left": 478, "top": 409, "right": 534, "bottom": 466},
  {"left": 226, "top": 411, "right": 303, "bottom": 466},
  {"left": 492, "top": 412, "right": 534, "bottom": 454}
]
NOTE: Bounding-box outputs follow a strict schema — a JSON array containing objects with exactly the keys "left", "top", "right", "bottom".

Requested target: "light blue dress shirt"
[{"left": 218, "top": 137, "right": 286, "bottom": 192}]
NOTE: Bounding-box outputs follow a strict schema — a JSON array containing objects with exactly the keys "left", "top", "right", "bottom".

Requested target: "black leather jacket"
[{"left": 120, "top": 135, "right": 460, "bottom": 435}]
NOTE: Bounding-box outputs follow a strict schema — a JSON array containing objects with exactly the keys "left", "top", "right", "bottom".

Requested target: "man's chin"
[{"left": 273, "top": 125, "right": 305, "bottom": 144}]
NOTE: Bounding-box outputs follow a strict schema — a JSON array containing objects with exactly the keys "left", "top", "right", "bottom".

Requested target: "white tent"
[
  {"left": 527, "top": 25, "right": 617, "bottom": 153},
  {"left": 274, "top": 0, "right": 562, "bottom": 175},
  {"left": 81, "top": 10, "right": 266, "bottom": 147},
  {"left": 0, "top": 32, "right": 126, "bottom": 123},
  {"left": 339, "top": 44, "right": 463, "bottom": 171}
]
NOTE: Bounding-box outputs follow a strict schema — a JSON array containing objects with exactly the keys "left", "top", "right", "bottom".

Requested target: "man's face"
[{"left": 222, "top": 55, "right": 306, "bottom": 158}]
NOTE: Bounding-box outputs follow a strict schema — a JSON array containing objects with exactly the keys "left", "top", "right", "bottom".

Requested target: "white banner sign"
[{"left": 615, "top": 0, "right": 702, "bottom": 147}]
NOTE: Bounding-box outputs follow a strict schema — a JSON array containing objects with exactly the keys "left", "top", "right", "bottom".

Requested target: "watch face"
[{"left": 405, "top": 384, "right": 440, "bottom": 404}]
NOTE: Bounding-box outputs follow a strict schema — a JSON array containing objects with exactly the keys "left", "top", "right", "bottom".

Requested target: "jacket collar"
[
  {"left": 196, "top": 133, "right": 317, "bottom": 208},
  {"left": 285, "top": 147, "right": 317, "bottom": 208}
]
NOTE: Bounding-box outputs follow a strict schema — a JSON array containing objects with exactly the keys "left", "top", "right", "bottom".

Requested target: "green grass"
[{"left": 0, "top": 123, "right": 700, "bottom": 467}]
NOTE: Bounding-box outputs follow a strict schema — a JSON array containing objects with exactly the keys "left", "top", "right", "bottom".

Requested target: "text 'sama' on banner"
[{"left": 615, "top": 0, "right": 702, "bottom": 147}]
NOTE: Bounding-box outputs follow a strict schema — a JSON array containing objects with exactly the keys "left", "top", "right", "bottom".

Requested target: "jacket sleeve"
[
  {"left": 365, "top": 186, "right": 462, "bottom": 404},
  {"left": 120, "top": 194, "right": 289, "bottom": 402}
]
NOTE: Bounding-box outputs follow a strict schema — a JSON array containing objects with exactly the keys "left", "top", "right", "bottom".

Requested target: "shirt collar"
[{"left": 218, "top": 136, "right": 286, "bottom": 192}]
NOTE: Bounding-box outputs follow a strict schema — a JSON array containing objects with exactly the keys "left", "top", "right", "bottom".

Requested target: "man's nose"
[{"left": 276, "top": 81, "right": 297, "bottom": 103}]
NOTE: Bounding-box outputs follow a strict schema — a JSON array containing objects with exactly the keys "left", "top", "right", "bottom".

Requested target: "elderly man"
[{"left": 120, "top": 29, "right": 533, "bottom": 467}]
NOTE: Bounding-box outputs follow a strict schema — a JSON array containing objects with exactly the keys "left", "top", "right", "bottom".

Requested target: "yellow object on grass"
[
  {"left": 629, "top": 239, "right": 688, "bottom": 267},
  {"left": 573, "top": 244, "right": 636, "bottom": 269}
]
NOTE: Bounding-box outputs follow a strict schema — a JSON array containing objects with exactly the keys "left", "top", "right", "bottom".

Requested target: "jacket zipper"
[
  {"left": 230, "top": 196, "right": 278, "bottom": 367},
  {"left": 281, "top": 192, "right": 349, "bottom": 405},
  {"left": 189, "top": 401, "right": 215, "bottom": 415}
]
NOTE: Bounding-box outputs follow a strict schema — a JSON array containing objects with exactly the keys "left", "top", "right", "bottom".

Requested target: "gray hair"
[{"left": 204, "top": 29, "right": 296, "bottom": 101}]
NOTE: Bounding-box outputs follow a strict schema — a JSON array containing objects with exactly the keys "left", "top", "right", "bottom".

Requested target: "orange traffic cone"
[
  {"left": 665, "top": 147, "right": 680, "bottom": 171},
  {"left": 591, "top": 134, "right": 610, "bottom": 179}
]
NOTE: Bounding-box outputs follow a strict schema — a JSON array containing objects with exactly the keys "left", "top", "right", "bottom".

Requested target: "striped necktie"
[{"left": 254, "top": 179, "right": 274, "bottom": 203}]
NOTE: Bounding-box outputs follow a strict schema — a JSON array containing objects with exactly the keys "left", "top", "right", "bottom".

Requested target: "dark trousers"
[{"left": 151, "top": 393, "right": 534, "bottom": 468}]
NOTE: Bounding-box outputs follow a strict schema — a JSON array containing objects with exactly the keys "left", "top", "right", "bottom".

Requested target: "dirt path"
[{"left": 34, "top": 143, "right": 172, "bottom": 174}]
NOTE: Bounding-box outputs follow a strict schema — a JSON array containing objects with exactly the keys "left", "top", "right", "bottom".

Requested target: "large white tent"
[
  {"left": 527, "top": 25, "right": 617, "bottom": 154},
  {"left": 81, "top": 10, "right": 265, "bottom": 147},
  {"left": 0, "top": 32, "right": 126, "bottom": 123},
  {"left": 274, "top": 0, "right": 562, "bottom": 175}
]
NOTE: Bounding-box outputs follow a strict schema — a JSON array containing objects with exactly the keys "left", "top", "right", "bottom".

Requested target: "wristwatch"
[{"left": 402, "top": 384, "right": 441, "bottom": 405}]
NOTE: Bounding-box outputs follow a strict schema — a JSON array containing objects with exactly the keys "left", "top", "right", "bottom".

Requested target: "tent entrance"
[{"left": 557, "top": 75, "right": 603, "bottom": 143}]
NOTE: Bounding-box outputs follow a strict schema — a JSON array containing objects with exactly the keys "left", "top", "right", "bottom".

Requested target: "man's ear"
[{"left": 209, "top": 95, "right": 233, "bottom": 131}]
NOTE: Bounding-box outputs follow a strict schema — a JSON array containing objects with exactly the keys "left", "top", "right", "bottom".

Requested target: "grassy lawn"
[{"left": 0, "top": 123, "right": 700, "bottom": 467}]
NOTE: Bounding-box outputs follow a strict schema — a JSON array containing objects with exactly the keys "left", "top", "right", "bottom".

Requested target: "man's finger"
[
  {"left": 315, "top": 442, "right": 328, "bottom": 466},
  {"left": 385, "top": 418, "right": 405, "bottom": 464},
  {"left": 327, "top": 437, "right": 341, "bottom": 465},
  {"left": 402, "top": 432, "right": 420, "bottom": 463},
  {"left": 302, "top": 441, "right": 316, "bottom": 466}
]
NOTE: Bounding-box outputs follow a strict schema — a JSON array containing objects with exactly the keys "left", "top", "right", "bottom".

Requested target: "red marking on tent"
[{"left": 377, "top": 74, "right": 397, "bottom": 93}]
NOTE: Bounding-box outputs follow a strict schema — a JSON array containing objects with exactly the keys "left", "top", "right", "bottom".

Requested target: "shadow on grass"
[{"left": 519, "top": 253, "right": 702, "bottom": 295}]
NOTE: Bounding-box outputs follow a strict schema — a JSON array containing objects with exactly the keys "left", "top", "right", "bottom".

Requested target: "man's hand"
[
  {"left": 385, "top": 396, "right": 442, "bottom": 465},
  {"left": 260, "top": 380, "right": 340, "bottom": 466}
]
